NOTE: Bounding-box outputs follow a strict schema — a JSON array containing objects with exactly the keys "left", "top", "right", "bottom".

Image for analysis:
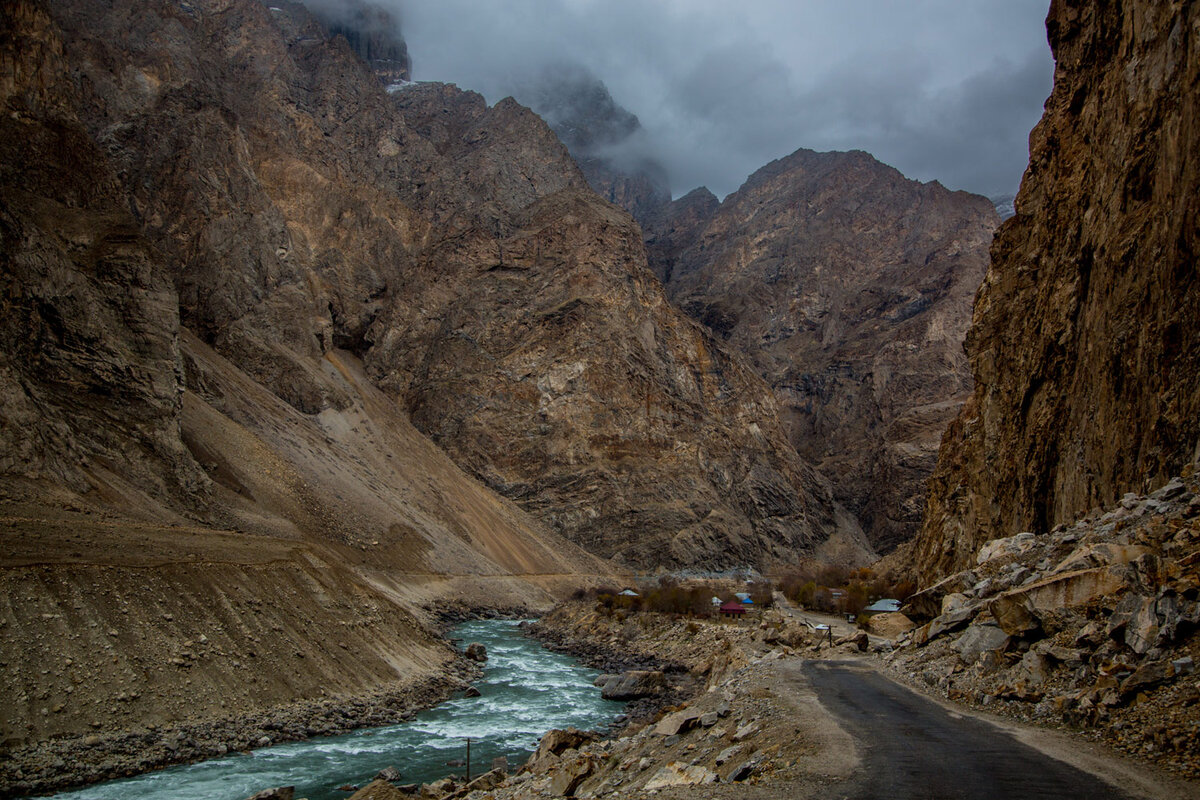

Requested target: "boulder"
[
  {"left": 1052, "top": 543, "right": 1151, "bottom": 575},
  {"left": 834, "top": 631, "right": 870, "bottom": 651},
  {"left": 990, "top": 567, "right": 1127, "bottom": 636},
  {"left": 732, "top": 722, "right": 759, "bottom": 742},
  {"left": 977, "top": 532, "right": 1038, "bottom": 565},
  {"left": 941, "top": 592, "right": 972, "bottom": 615},
  {"left": 599, "top": 670, "right": 666, "bottom": 700},
  {"left": 460, "top": 768, "right": 506, "bottom": 795},
  {"left": 725, "top": 758, "right": 760, "bottom": 782},
  {"left": 926, "top": 606, "right": 980, "bottom": 641},
  {"left": 527, "top": 728, "right": 596, "bottom": 770},
  {"left": 955, "top": 624, "right": 1010, "bottom": 665},
  {"left": 1019, "top": 651, "right": 1052, "bottom": 686},
  {"left": 715, "top": 745, "right": 742, "bottom": 765},
  {"left": 1124, "top": 598, "right": 1160, "bottom": 654},
  {"left": 867, "top": 611, "right": 916, "bottom": 638},
  {"left": 419, "top": 778, "right": 455, "bottom": 799},
  {"left": 245, "top": 789, "right": 294, "bottom": 800},
  {"left": 464, "top": 643, "right": 487, "bottom": 662},
  {"left": 549, "top": 756, "right": 594, "bottom": 797},
  {"left": 1039, "top": 645, "right": 1084, "bottom": 667},
  {"left": 643, "top": 762, "right": 717, "bottom": 790},
  {"left": 375, "top": 766, "right": 403, "bottom": 783},
  {"left": 903, "top": 574, "right": 969, "bottom": 621},
  {"left": 1120, "top": 660, "right": 1176, "bottom": 697},
  {"left": 653, "top": 708, "right": 704, "bottom": 737}
]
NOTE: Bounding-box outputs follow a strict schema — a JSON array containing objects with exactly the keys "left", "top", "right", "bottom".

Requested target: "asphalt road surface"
[{"left": 804, "top": 661, "right": 1138, "bottom": 800}]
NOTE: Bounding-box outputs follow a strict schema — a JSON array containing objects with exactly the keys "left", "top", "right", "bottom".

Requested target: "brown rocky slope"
[
  {"left": 39, "top": 0, "right": 866, "bottom": 571},
  {"left": 654, "top": 149, "right": 998, "bottom": 553},
  {"left": 0, "top": 0, "right": 606, "bottom": 784},
  {"left": 0, "top": 0, "right": 876, "bottom": 778},
  {"left": 914, "top": 0, "right": 1200, "bottom": 582}
]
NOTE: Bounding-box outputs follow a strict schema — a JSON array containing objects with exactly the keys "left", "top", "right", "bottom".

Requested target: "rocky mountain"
[
  {"left": 0, "top": 0, "right": 881, "bottom": 776},
  {"left": 1, "top": 0, "right": 623, "bottom": 774},
  {"left": 512, "top": 64, "right": 671, "bottom": 228},
  {"left": 914, "top": 0, "right": 1200, "bottom": 583},
  {"left": 650, "top": 149, "right": 998, "bottom": 553},
  {"left": 308, "top": 0, "right": 410, "bottom": 85},
  {"left": 2, "top": 0, "right": 867, "bottom": 605}
]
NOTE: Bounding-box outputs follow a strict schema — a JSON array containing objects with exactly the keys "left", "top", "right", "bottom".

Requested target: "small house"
[
  {"left": 863, "top": 598, "right": 901, "bottom": 615},
  {"left": 719, "top": 601, "right": 747, "bottom": 618}
]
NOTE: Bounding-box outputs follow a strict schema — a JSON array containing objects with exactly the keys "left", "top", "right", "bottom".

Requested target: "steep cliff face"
[
  {"left": 308, "top": 0, "right": 411, "bottom": 85},
  {"left": 0, "top": 0, "right": 204, "bottom": 503},
  {"left": 915, "top": 0, "right": 1200, "bottom": 582},
  {"left": 367, "top": 187, "right": 864, "bottom": 568},
  {"left": 644, "top": 186, "right": 719, "bottom": 285},
  {"left": 659, "top": 149, "right": 998, "bottom": 552}
]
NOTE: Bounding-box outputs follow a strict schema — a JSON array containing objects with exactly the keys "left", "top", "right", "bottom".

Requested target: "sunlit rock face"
[
  {"left": 915, "top": 0, "right": 1200, "bottom": 583},
  {"left": 652, "top": 148, "right": 998, "bottom": 554}
]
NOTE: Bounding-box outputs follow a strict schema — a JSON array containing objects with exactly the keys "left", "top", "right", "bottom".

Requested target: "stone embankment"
[{"left": 884, "top": 467, "right": 1200, "bottom": 780}]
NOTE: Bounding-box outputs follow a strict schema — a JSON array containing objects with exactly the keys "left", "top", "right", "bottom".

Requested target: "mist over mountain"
[{"left": 395, "top": 0, "right": 1053, "bottom": 200}]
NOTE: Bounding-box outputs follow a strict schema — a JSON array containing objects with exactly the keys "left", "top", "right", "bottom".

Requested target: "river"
[{"left": 45, "top": 620, "right": 623, "bottom": 800}]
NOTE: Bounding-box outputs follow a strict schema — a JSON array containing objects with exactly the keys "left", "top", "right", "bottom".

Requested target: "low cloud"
[{"left": 387, "top": 0, "right": 1052, "bottom": 200}]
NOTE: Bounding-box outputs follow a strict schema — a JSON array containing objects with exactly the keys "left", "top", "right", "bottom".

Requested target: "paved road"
[{"left": 803, "top": 661, "right": 1138, "bottom": 800}]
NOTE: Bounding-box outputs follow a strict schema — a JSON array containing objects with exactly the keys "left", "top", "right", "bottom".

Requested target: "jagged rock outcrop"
[
  {"left": 915, "top": 0, "right": 1200, "bottom": 582},
  {"left": 513, "top": 63, "right": 671, "bottom": 227},
  {"left": 656, "top": 149, "right": 998, "bottom": 552}
]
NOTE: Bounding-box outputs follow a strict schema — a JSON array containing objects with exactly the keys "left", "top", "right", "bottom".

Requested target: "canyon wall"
[
  {"left": 915, "top": 0, "right": 1199, "bottom": 581},
  {"left": 654, "top": 149, "right": 998, "bottom": 553}
]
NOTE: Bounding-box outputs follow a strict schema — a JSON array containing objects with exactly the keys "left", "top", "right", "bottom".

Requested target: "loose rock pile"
[{"left": 886, "top": 468, "right": 1200, "bottom": 778}]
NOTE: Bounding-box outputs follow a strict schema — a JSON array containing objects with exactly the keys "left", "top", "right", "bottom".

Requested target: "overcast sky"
[{"left": 391, "top": 1, "right": 1053, "bottom": 201}]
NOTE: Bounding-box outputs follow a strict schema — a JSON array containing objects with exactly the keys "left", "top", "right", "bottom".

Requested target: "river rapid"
[{"left": 45, "top": 620, "right": 623, "bottom": 800}]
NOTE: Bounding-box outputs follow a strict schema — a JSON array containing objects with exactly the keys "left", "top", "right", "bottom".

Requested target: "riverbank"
[
  {"left": 1, "top": 662, "right": 480, "bottom": 798},
  {"left": 364, "top": 599, "right": 1198, "bottom": 800}
]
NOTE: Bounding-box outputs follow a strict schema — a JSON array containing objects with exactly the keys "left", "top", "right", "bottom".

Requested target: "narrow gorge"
[{"left": 1, "top": 0, "right": 1197, "bottom": 798}]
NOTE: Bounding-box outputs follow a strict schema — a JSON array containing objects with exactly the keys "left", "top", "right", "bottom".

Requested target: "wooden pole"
[{"left": 466, "top": 737, "right": 471, "bottom": 782}]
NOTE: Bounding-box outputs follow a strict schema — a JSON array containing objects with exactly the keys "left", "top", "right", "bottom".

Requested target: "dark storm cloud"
[{"left": 385, "top": 0, "right": 1052, "bottom": 200}]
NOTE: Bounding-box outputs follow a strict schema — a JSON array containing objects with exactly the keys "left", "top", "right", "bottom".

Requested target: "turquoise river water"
[{"left": 46, "top": 620, "right": 624, "bottom": 800}]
